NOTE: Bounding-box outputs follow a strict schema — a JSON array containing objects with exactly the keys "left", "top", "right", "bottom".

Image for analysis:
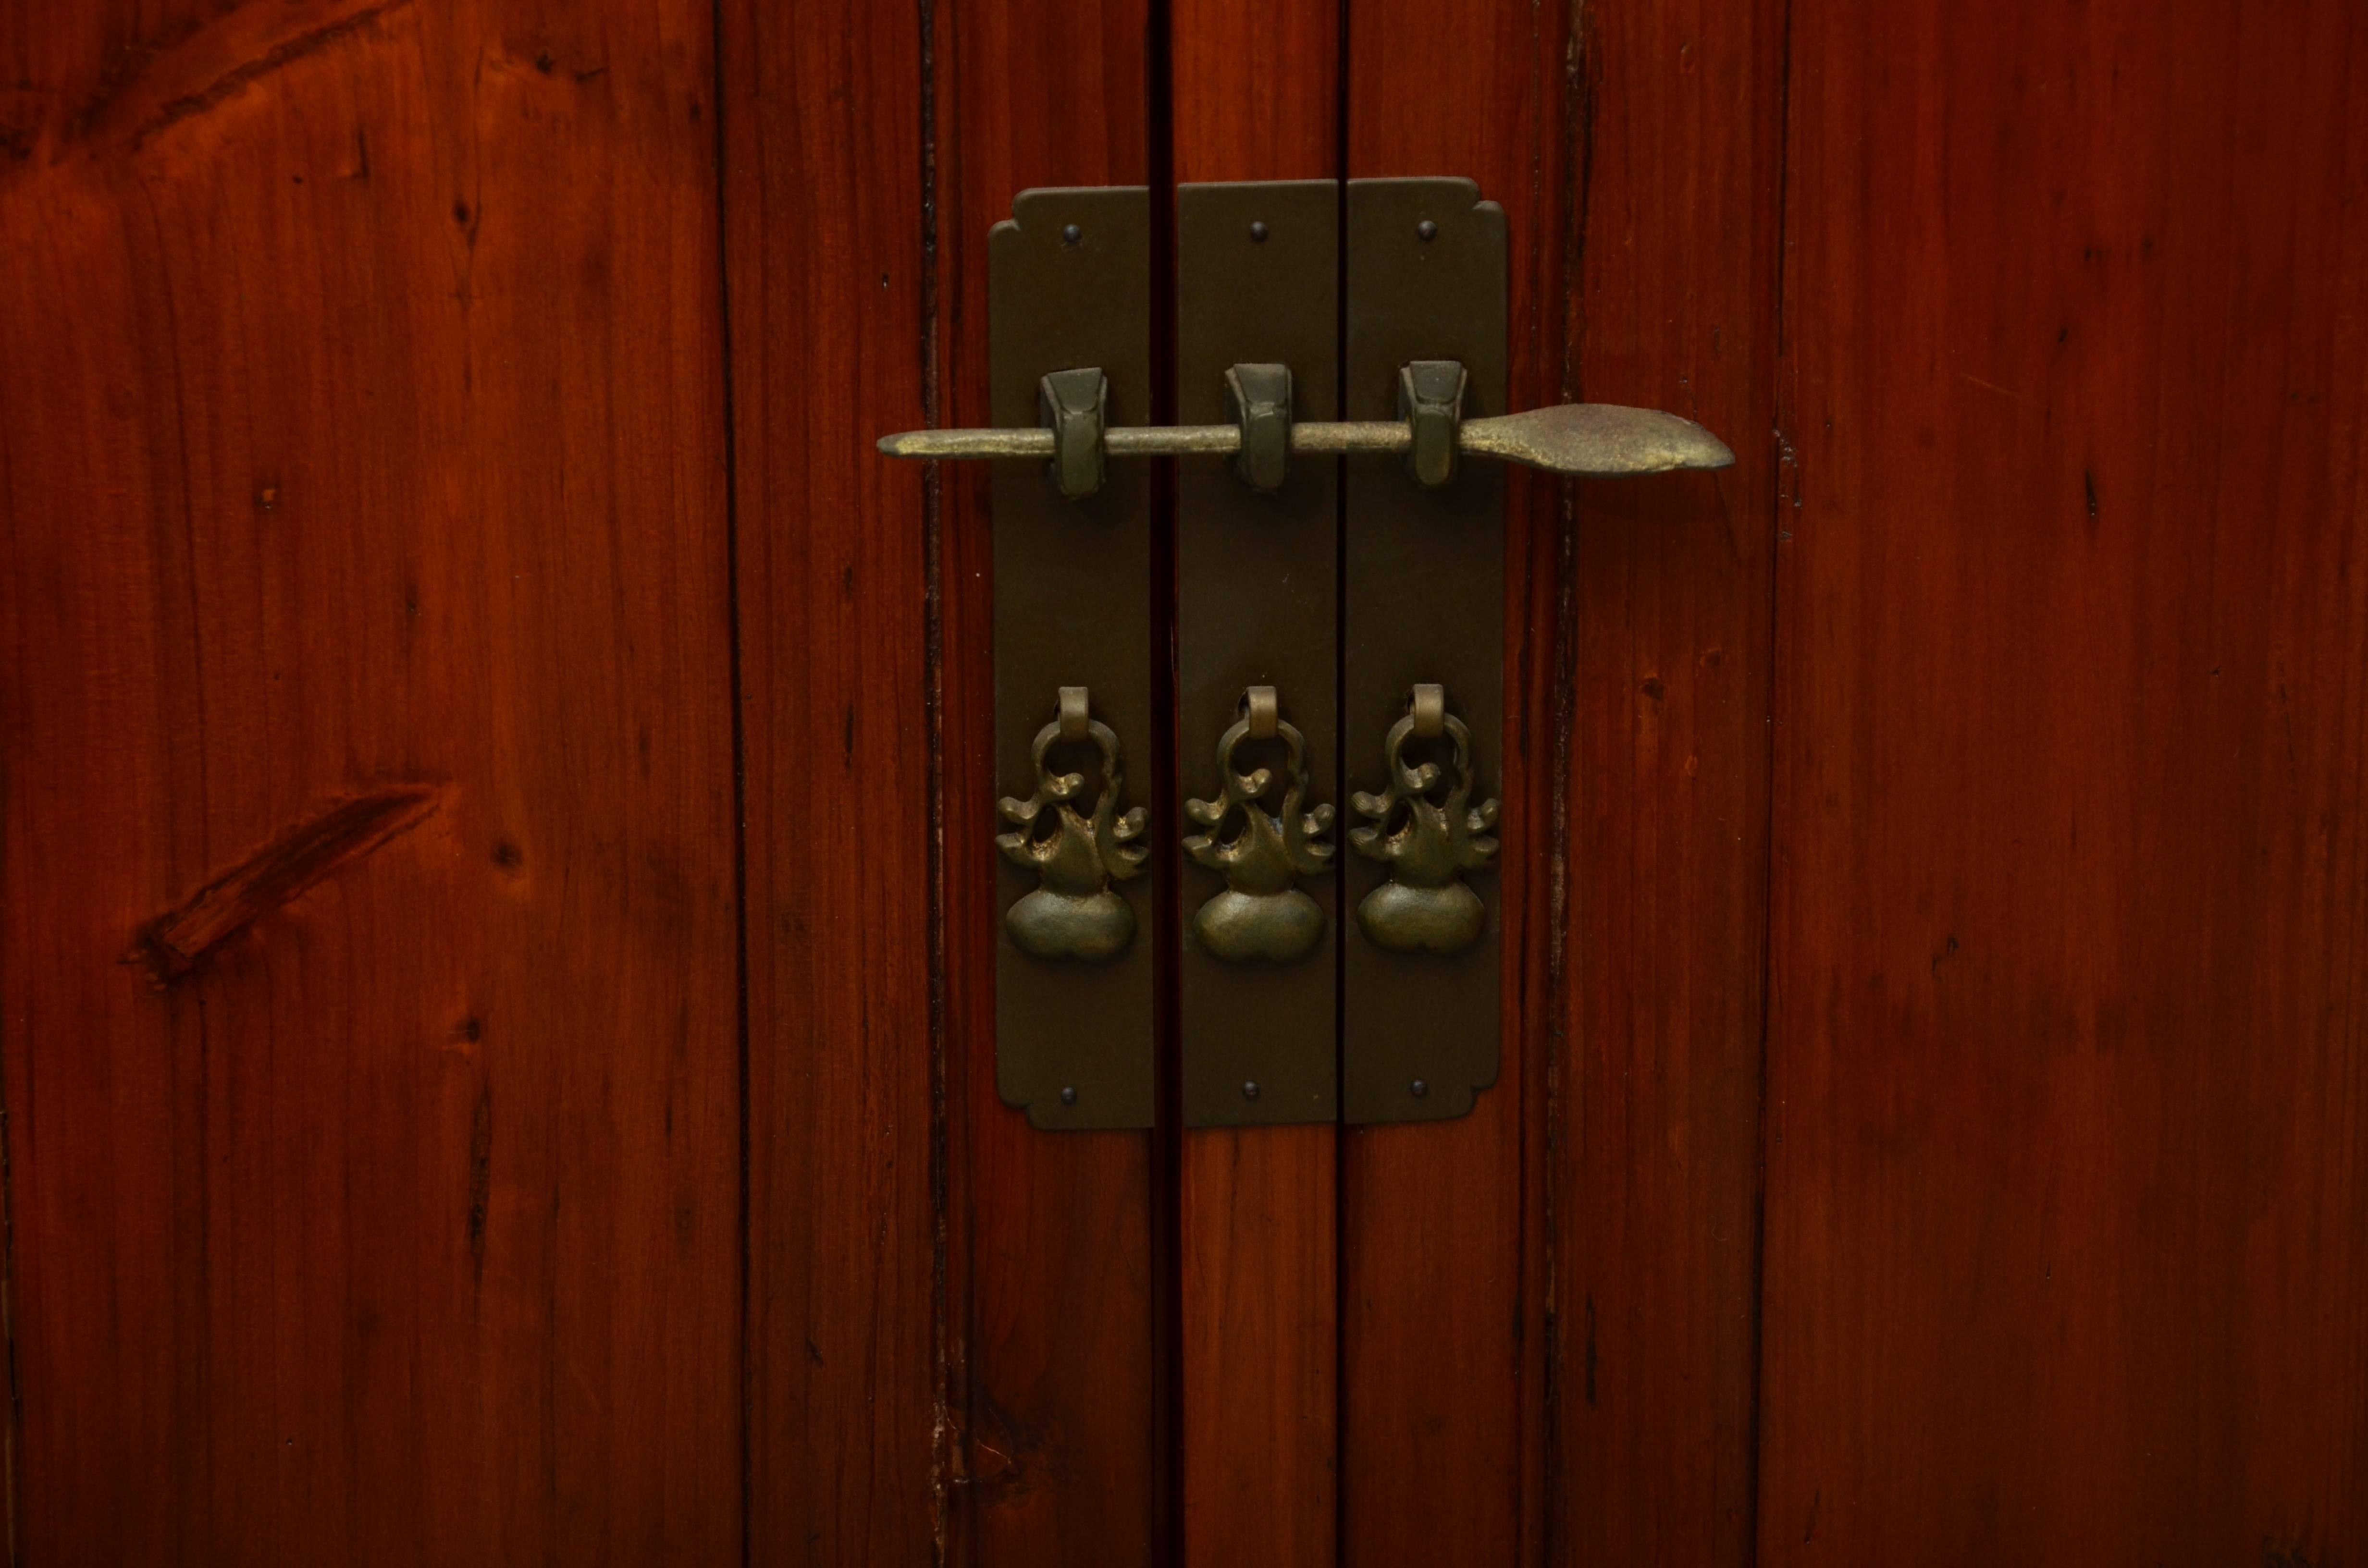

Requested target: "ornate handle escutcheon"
[
  {"left": 998, "top": 686, "right": 1148, "bottom": 962},
  {"left": 1185, "top": 686, "right": 1335, "bottom": 962},
  {"left": 1350, "top": 684, "right": 1500, "bottom": 954}
]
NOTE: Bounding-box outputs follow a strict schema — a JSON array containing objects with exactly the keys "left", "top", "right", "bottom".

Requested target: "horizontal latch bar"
[{"left": 878, "top": 399, "right": 1734, "bottom": 483}]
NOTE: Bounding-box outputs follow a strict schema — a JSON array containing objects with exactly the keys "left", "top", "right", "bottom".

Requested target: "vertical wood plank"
[
  {"left": 1337, "top": 5, "right": 1565, "bottom": 1563},
  {"left": 1760, "top": 0, "right": 2368, "bottom": 1558},
  {"left": 934, "top": 3, "right": 1165, "bottom": 1564},
  {"left": 1342, "top": 0, "right": 1782, "bottom": 1561},
  {"left": 718, "top": 0, "right": 939, "bottom": 1562},
  {"left": 1554, "top": 0, "right": 1784, "bottom": 1562},
  {"left": 0, "top": 0, "right": 741, "bottom": 1561},
  {"left": 1168, "top": 8, "right": 1341, "bottom": 1565}
]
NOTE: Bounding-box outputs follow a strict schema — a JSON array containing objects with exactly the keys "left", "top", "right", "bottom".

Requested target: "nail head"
[
  {"left": 1060, "top": 1085, "right": 1077, "bottom": 1105},
  {"left": 1061, "top": 223, "right": 1083, "bottom": 245},
  {"left": 1249, "top": 220, "right": 1269, "bottom": 242},
  {"left": 1410, "top": 1079, "right": 1430, "bottom": 1098},
  {"left": 1242, "top": 1080, "right": 1261, "bottom": 1101},
  {"left": 1416, "top": 220, "right": 1438, "bottom": 242}
]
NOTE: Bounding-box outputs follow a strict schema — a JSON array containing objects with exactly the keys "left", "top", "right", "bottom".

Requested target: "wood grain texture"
[
  {"left": 0, "top": 0, "right": 741, "bottom": 1561},
  {"left": 1177, "top": 1124, "right": 1336, "bottom": 1568},
  {"left": 1759, "top": 0, "right": 2368, "bottom": 1559},
  {"left": 717, "top": 0, "right": 939, "bottom": 1562},
  {"left": 1337, "top": 3, "right": 1565, "bottom": 1561},
  {"left": 934, "top": 2, "right": 1164, "bottom": 1563},
  {"left": 1168, "top": 7, "right": 1340, "bottom": 1564},
  {"left": 1170, "top": 0, "right": 1336, "bottom": 184},
  {"left": 1553, "top": 0, "right": 1783, "bottom": 1561},
  {"left": 129, "top": 784, "right": 446, "bottom": 987}
]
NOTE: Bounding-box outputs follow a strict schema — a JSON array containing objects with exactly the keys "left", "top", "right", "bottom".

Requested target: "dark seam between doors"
[{"left": 699, "top": 1, "right": 756, "bottom": 1561}]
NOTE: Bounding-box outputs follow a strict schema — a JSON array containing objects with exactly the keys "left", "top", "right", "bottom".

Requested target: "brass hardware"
[
  {"left": 1245, "top": 683, "right": 1279, "bottom": 740},
  {"left": 1176, "top": 181, "right": 1343, "bottom": 1127},
  {"left": 991, "top": 188, "right": 1155, "bottom": 1132},
  {"left": 1039, "top": 367, "right": 1109, "bottom": 500},
  {"left": 1349, "top": 685, "right": 1499, "bottom": 953},
  {"left": 877, "top": 399, "right": 1731, "bottom": 484},
  {"left": 1343, "top": 178, "right": 1505, "bottom": 1126},
  {"left": 1462, "top": 403, "right": 1738, "bottom": 475},
  {"left": 1225, "top": 363, "right": 1294, "bottom": 492},
  {"left": 1410, "top": 682, "right": 1445, "bottom": 739},
  {"left": 999, "top": 686, "right": 1149, "bottom": 961},
  {"left": 1399, "top": 360, "right": 1468, "bottom": 488},
  {"left": 1185, "top": 686, "right": 1335, "bottom": 963},
  {"left": 878, "top": 177, "right": 1731, "bottom": 1134}
]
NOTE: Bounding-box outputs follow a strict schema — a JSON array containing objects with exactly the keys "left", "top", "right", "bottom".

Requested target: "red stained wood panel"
[
  {"left": 1759, "top": 0, "right": 2368, "bottom": 1559},
  {"left": 933, "top": 3, "right": 1165, "bottom": 1564},
  {"left": 1169, "top": 6, "right": 1341, "bottom": 1564},
  {"left": 0, "top": 0, "right": 741, "bottom": 1560},
  {"left": 1177, "top": 1126, "right": 1336, "bottom": 1568},
  {"left": 1554, "top": 0, "right": 1784, "bottom": 1562},
  {"left": 1337, "top": 3, "right": 1566, "bottom": 1561},
  {"left": 1171, "top": 0, "right": 1338, "bottom": 179},
  {"left": 1340, "top": 0, "right": 1782, "bottom": 1560},
  {"left": 718, "top": 0, "right": 939, "bottom": 1561}
]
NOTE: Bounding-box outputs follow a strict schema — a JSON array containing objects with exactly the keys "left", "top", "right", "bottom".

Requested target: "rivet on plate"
[
  {"left": 1416, "top": 219, "right": 1438, "bottom": 242},
  {"left": 1060, "top": 1085, "right": 1078, "bottom": 1105},
  {"left": 1410, "top": 1079, "right": 1429, "bottom": 1098},
  {"left": 1061, "top": 223, "right": 1083, "bottom": 245},
  {"left": 1249, "top": 220, "right": 1269, "bottom": 242},
  {"left": 1242, "top": 1080, "right": 1261, "bottom": 1101}
]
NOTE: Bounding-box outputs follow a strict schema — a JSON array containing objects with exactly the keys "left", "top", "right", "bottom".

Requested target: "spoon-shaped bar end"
[{"left": 1460, "top": 404, "right": 1736, "bottom": 477}]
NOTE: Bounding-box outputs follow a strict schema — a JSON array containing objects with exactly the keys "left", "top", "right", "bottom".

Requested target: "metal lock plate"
[
  {"left": 882, "top": 178, "right": 1727, "bottom": 1132},
  {"left": 1343, "top": 178, "right": 1508, "bottom": 1125},
  {"left": 1176, "top": 181, "right": 1341, "bottom": 1127},
  {"left": 991, "top": 187, "right": 1156, "bottom": 1130}
]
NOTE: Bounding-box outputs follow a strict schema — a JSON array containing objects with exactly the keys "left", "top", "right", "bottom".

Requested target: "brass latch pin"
[{"left": 878, "top": 362, "right": 1735, "bottom": 499}]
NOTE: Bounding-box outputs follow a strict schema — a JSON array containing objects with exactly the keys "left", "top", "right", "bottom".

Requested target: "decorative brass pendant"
[
  {"left": 998, "top": 686, "right": 1148, "bottom": 962},
  {"left": 1349, "top": 684, "right": 1499, "bottom": 954},
  {"left": 1185, "top": 685, "right": 1335, "bottom": 963}
]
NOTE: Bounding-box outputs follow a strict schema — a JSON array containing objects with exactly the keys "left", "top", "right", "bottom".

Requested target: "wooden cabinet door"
[
  {"left": 1756, "top": 2, "right": 2368, "bottom": 1558},
  {"left": 1157, "top": 3, "right": 1774, "bottom": 1564},
  {"left": 2, "top": 4, "right": 747, "bottom": 1560},
  {"left": 3, "top": 0, "right": 2364, "bottom": 1565}
]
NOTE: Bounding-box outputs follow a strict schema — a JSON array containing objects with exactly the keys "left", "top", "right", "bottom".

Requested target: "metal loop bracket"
[
  {"left": 1057, "top": 684, "right": 1091, "bottom": 742},
  {"left": 1397, "top": 361, "right": 1468, "bottom": 489},
  {"left": 1038, "top": 367, "right": 1110, "bottom": 500},
  {"left": 1225, "top": 363, "right": 1295, "bottom": 492},
  {"left": 1245, "top": 684, "right": 1280, "bottom": 740},
  {"left": 1409, "top": 682, "right": 1445, "bottom": 740}
]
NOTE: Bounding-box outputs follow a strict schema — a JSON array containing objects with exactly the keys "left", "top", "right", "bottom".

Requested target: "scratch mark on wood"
[
  {"left": 122, "top": 1, "right": 410, "bottom": 148},
  {"left": 124, "top": 781, "right": 445, "bottom": 986},
  {"left": 1956, "top": 370, "right": 2032, "bottom": 405}
]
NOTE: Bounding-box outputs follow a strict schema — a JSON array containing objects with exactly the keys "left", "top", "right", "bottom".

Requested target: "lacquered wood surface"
[
  {"left": 1553, "top": 0, "right": 1784, "bottom": 1561},
  {"left": 6, "top": 2, "right": 2367, "bottom": 1564},
  {"left": 0, "top": 0, "right": 742, "bottom": 1559},
  {"left": 1169, "top": 6, "right": 1342, "bottom": 1563},
  {"left": 933, "top": 3, "right": 1167, "bottom": 1564},
  {"left": 1336, "top": 4, "right": 1567, "bottom": 1562},
  {"left": 1758, "top": 0, "right": 2368, "bottom": 1559},
  {"left": 717, "top": 0, "right": 939, "bottom": 1560}
]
